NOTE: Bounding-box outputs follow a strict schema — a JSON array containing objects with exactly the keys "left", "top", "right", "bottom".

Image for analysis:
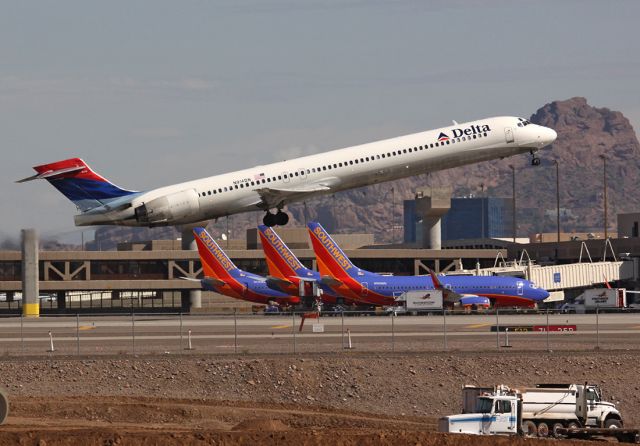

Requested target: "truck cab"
[{"left": 439, "top": 395, "right": 519, "bottom": 435}]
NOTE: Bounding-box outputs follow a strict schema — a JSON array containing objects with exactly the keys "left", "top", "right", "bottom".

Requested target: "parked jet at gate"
[
  {"left": 191, "top": 227, "right": 299, "bottom": 306},
  {"left": 257, "top": 224, "right": 358, "bottom": 307},
  {"left": 18, "top": 117, "right": 556, "bottom": 228},
  {"left": 307, "top": 222, "right": 550, "bottom": 308}
]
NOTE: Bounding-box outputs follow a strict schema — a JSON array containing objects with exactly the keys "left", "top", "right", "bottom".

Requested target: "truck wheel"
[
  {"left": 0, "top": 387, "right": 8, "bottom": 425},
  {"left": 522, "top": 420, "right": 537, "bottom": 437},
  {"left": 567, "top": 421, "right": 580, "bottom": 430},
  {"left": 604, "top": 418, "right": 622, "bottom": 429},
  {"left": 536, "top": 422, "right": 550, "bottom": 438},
  {"left": 552, "top": 422, "right": 565, "bottom": 438}
]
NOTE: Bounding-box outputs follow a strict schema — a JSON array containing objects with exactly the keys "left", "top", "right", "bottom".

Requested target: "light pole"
[
  {"left": 509, "top": 165, "right": 516, "bottom": 242},
  {"left": 554, "top": 160, "right": 560, "bottom": 243},
  {"left": 390, "top": 186, "right": 396, "bottom": 243},
  {"left": 479, "top": 183, "right": 485, "bottom": 239},
  {"left": 599, "top": 155, "right": 608, "bottom": 239}
]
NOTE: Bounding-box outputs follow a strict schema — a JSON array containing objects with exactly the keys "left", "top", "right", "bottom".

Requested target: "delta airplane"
[
  {"left": 18, "top": 117, "right": 556, "bottom": 228},
  {"left": 257, "top": 224, "right": 359, "bottom": 308},
  {"left": 307, "top": 222, "right": 550, "bottom": 308},
  {"left": 191, "top": 227, "right": 299, "bottom": 306}
]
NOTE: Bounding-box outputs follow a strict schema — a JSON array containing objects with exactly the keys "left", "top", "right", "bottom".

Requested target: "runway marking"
[
  {"left": 271, "top": 325, "right": 291, "bottom": 329},
  {"left": 79, "top": 325, "right": 96, "bottom": 331},
  {"left": 466, "top": 324, "right": 491, "bottom": 329}
]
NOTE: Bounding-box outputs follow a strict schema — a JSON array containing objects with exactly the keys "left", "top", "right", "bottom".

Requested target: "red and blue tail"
[
  {"left": 193, "top": 227, "right": 241, "bottom": 283},
  {"left": 17, "top": 158, "right": 138, "bottom": 211},
  {"left": 258, "top": 225, "right": 315, "bottom": 280},
  {"left": 307, "top": 222, "right": 362, "bottom": 280}
]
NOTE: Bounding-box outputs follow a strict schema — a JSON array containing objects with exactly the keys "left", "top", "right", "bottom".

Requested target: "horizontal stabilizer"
[
  {"left": 180, "top": 276, "right": 227, "bottom": 288},
  {"left": 16, "top": 165, "right": 85, "bottom": 183},
  {"left": 318, "top": 275, "right": 343, "bottom": 287}
]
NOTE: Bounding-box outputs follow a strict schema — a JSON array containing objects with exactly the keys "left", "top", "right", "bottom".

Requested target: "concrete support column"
[
  {"left": 424, "top": 217, "right": 442, "bottom": 250},
  {"left": 414, "top": 187, "right": 452, "bottom": 250},
  {"left": 6, "top": 292, "right": 14, "bottom": 302},
  {"left": 21, "top": 229, "right": 39, "bottom": 317},
  {"left": 56, "top": 291, "right": 66, "bottom": 310},
  {"left": 181, "top": 228, "right": 202, "bottom": 311},
  {"left": 111, "top": 291, "right": 120, "bottom": 300}
]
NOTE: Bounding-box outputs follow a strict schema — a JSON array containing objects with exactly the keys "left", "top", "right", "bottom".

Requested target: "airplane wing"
[
  {"left": 255, "top": 182, "right": 333, "bottom": 209},
  {"left": 426, "top": 268, "right": 461, "bottom": 304}
]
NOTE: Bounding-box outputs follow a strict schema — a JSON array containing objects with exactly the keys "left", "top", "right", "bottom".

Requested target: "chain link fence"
[{"left": 0, "top": 309, "right": 637, "bottom": 356}]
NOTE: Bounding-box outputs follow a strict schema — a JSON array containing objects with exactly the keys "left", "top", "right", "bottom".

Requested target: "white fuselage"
[{"left": 75, "top": 116, "right": 556, "bottom": 226}]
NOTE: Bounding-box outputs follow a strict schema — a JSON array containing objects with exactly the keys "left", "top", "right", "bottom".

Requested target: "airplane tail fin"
[
  {"left": 307, "top": 222, "right": 360, "bottom": 279},
  {"left": 258, "top": 225, "right": 314, "bottom": 279},
  {"left": 17, "top": 158, "right": 138, "bottom": 211},
  {"left": 193, "top": 227, "right": 240, "bottom": 282}
]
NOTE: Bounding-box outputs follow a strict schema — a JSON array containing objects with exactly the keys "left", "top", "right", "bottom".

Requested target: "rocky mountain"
[{"left": 89, "top": 97, "right": 640, "bottom": 249}]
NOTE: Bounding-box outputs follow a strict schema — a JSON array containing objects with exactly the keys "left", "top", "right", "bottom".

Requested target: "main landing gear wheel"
[
  {"left": 263, "top": 210, "right": 289, "bottom": 227},
  {"left": 275, "top": 210, "right": 289, "bottom": 226},
  {"left": 263, "top": 212, "right": 277, "bottom": 227}
]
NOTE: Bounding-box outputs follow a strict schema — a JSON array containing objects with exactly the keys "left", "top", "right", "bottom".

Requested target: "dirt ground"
[{"left": 0, "top": 350, "right": 637, "bottom": 445}]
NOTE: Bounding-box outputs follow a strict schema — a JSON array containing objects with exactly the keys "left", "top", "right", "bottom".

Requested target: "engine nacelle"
[{"left": 134, "top": 189, "right": 200, "bottom": 225}]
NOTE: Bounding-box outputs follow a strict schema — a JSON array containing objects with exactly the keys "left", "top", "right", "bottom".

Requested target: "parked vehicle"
[{"left": 439, "top": 383, "right": 637, "bottom": 441}]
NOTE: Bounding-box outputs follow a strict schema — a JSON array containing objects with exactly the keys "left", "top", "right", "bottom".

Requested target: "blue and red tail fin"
[
  {"left": 258, "top": 225, "right": 315, "bottom": 280},
  {"left": 17, "top": 158, "right": 138, "bottom": 211},
  {"left": 307, "top": 222, "right": 363, "bottom": 279},
  {"left": 193, "top": 227, "right": 241, "bottom": 282}
]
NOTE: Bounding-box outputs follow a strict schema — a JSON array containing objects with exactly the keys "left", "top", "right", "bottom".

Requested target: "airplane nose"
[{"left": 541, "top": 127, "right": 557, "bottom": 146}]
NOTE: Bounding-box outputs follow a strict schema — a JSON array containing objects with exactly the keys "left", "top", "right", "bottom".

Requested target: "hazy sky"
[{"left": 2, "top": 0, "right": 639, "bottom": 242}]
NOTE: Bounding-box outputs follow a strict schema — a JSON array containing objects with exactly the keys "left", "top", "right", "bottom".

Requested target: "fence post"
[
  {"left": 341, "top": 311, "right": 345, "bottom": 349},
  {"left": 20, "top": 313, "right": 24, "bottom": 355},
  {"left": 596, "top": 306, "right": 600, "bottom": 350},
  {"left": 292, "top": 312, "right": 297, "bottom": 354},
  {"left": 234, "top": 309, "right": 238, "bottom": 354},
  {"left": 443, "top": 308, "right": 447, "bottom": 350},
  {"left": 391, "top": 312, "right": 395, "bottom": 352},
  {"left": 179, "top": 312, "right": 183, "bottom": 352},
  {"left": 495, "top": 309, "right": 500, "bottom": 348},
  {"left": 76, "top": 313, "right": 80, "bottom": 356},
  {"left": 546, "top": 308, "right": 550, "bottom": 352},
  {"left": 131, "top": 311, "right": 135, "bottom": 355}
]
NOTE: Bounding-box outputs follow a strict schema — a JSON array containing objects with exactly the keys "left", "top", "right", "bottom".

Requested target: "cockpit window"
[{"left": 517, "top": 117, "right": 532, "bottom": 127}]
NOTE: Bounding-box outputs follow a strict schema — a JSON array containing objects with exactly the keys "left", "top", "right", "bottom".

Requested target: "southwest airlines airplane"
[
  {"left": 18, "top": 117, "right": 556, "bottom": 227},
  {"left": 191, "top": 227, "right": 299, "bottom": 305},
  {"left": 307, "top": 222, "right": 550, "bottom": 308},
  {"left": 257, "top": 224, "right": 359, "bottom": 307}
]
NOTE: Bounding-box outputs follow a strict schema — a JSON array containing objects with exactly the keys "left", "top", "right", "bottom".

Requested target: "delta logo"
[{"left": 436, "top": 124, "right": 492, "bottom": 142}]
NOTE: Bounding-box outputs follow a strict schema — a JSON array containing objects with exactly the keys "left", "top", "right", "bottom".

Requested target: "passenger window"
[
  {"left": 224, "top": 187, "right": 228, "bottom": 192},
  {"left": 218, "top": 188, "right": 222, "bottom": 193},
  {"left": 349, "top": 160, "right": 354, "bottom": 165},
  {"left": 382, "top": 154, "right": 386, "bottom": 158},
  {"left": 333, "top": 164, "right": 337, "bottom": 168},
  {"left": 294, "top": 172, "right": 298, "bottom": 176}
]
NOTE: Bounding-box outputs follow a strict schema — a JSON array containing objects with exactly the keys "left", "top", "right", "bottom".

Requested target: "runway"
[{"left": 0, "top": 312, "right": 637, "bottom": 356}]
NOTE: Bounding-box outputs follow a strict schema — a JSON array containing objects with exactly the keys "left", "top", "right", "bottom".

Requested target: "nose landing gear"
[
  {"left": 531, "top": 150, "right": 541, "bottom": 166},
  {"left": 263, "top": 210, "right": 289, "bottom": 227}
]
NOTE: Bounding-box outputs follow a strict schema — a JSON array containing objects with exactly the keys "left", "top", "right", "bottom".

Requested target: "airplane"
[
  {"left": 256, "top": 224, "right": 360, "bottom": 308},
  {"left": 307, "top": 221, "right": 550, "bottom": 308},
  {"left": 18, "top": 116, "right": 556, "bottom": 228},
  {"left": 190, "top": 227, "right": 299, "bottom": 306}
]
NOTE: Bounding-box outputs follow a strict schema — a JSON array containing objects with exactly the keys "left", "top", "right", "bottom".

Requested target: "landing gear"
[
  {"left": 531, "top": 150, "right": 541, "bottom": 166},
  {"left": 262, "top": 210, "right": 289, "bottom": 227}
]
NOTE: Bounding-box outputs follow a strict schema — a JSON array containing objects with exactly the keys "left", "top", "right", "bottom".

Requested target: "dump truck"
[{"left": 439, "top": 383, "right": 639, "bottom": 442}]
